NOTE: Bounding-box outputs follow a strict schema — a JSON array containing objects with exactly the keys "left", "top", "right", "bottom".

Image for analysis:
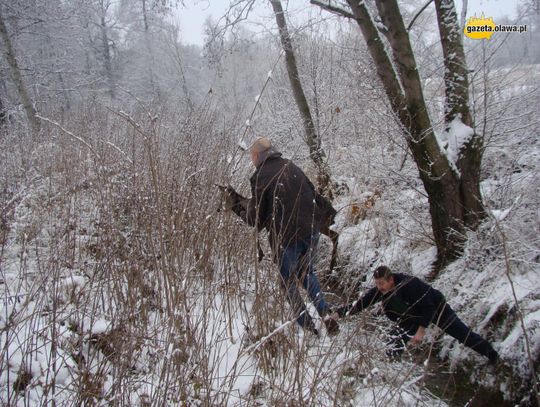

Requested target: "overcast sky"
[{"left": 176, "top": 0, "right": 521, "bottom": 46}]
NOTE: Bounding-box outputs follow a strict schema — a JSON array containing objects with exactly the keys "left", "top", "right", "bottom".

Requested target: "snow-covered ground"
[{"left": 1, "top": 63, "right": 539, "bottom": 405}]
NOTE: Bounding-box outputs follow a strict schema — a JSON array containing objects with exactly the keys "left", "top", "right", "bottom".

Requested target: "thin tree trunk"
[
  {"left": 373, "top": 0, "right": 467, "bottom": 266},
  {"left": 58, "top": 72, "right": 71, "bottom": 112},
  {"left": 434, "top": 0, "right": 472, "bottom": 125},
  {"left": 0, "top": 83, "right": 6, "bottom": 128},
  {"left": 269, "top": 0, "right": 333, "bottom": 197},
  {"left": 142, "top": 0, "right": 161, "bottom": 100},
  {"left": 0, "top": 10, "right": 40, "bottom": 135},
  {"left": 344, "top": 0, "right": 406, "bottom": 113},
  {"left": 99, "top": 2, "right": 115, "bottom": 99},
  {"left": 308, "top": 0, "right": 488, "bottom": 270},
  {"left": 460, "top": 0, "right": 468, "bottom": 30}
]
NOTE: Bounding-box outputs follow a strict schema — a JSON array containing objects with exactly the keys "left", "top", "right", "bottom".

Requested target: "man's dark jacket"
[
  {"left": 245, "top": 152, "right": 335, "bottom": 253},
  {"left": 337, "top": 273, "right": 447, "bottom": 328}
]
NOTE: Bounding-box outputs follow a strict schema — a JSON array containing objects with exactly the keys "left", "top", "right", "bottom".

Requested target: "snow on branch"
[
  {"left": 36, "top": 114, "right": 101, "bottom": 160},
  {"left": 242, "top": 319, "right": 296, "bottom": 355},
  {"left": 437, "top": 116, "right": 474, "bottom": 171},
  {"left": 310, "top": 0, "right": 355, "bottom": 19}
]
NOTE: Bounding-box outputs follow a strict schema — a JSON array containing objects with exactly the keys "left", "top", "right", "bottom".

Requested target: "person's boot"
[{"left": 323, "top": 315, "right": 340, "bottom": 336}]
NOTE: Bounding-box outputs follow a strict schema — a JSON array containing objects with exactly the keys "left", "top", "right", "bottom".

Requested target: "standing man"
[
  {"left": 230, "top": 137, "right": 339, "bottom": 335},
  {"left": 337, "top": 266, "right": 499, "bottom": 363}
]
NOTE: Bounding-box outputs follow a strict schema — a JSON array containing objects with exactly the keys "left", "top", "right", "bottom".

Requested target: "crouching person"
[{"left": 336, "top": 266, "right": 499, "bottom": 363}]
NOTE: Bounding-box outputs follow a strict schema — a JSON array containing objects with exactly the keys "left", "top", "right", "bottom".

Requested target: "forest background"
[{"left": 0, "top": 0, "right": 539, "bottom": 406}]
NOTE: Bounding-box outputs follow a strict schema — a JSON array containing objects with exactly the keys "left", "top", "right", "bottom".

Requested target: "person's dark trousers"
[
  {"left": 386, "top": 306, "right": 498, "bottom": 362},
  {"left": 278, "top": 233, "right": 330, "bottom": 331},
  {"left": 436, "top": 304, "right": 499, "bottom": 362}
]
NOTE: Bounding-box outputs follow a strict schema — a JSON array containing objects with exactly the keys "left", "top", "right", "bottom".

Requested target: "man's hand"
[
  {"left": 218, "top": 185, "right": 249, "bottom": 222},
  {"left": 225, "top": 185, "right": 238, "bottom": 205},
  {"left": 410, "top": 326, "right": 426, "bottom": 345}
]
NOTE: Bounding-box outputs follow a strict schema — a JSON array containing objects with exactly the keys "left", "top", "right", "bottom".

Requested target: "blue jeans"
[{"left": 278, "top": 233, "right": 330, "bottom": 330}]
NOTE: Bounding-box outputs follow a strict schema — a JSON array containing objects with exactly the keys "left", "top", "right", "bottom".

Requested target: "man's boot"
[{"left": 323, "top": 315, "right": 340, "bottom": 336}]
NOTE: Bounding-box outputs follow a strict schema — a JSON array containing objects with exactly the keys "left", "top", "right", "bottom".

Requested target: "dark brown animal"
[{"left": 217, "top": 185, "right": 339, "bottom": 270}]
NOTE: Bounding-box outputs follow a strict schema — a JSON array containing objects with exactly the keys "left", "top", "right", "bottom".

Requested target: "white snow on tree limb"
[
  {"left": 437, "top": 116, "right": 474, "bottom": 170},
  {"left": 375, "top": 21, "right": 388, "bottom": 32},
  {"left": 490, "top": 196, "right": 520, "bottom": 221}
]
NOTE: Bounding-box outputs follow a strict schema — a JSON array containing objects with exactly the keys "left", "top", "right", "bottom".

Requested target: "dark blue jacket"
[{"left": 337, "top": 273, "right": 447, "bottom": 328}]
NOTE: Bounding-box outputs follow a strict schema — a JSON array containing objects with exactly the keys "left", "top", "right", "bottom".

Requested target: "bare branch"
[
  {"left": 270, "top": 0, "right": 334, "bottom": 196},
  {"left": 310, "top": 0, "right": 355, "bottom": 19},
  {"left": 106, "top": 107, "right": 149, "bottom": 141},
  {"left": 460, "top": 0, "right": 468, "bottom": 29},
  {"left": 207, "top": 0, "right": 257, "bottom": 42},
  {"left": 36, "top": 114, "right": 100, "bottom": 159},
  {"left": 102, "top": 140, "right": 133, "bottom": 164},
  {"left": 407, "top": 0, "right": 434, "bottom": 31}
]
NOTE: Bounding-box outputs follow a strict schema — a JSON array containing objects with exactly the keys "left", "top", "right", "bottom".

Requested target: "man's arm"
[
  {"left": 410, "top": 326, "right": 426, "bottom": 344},
  {"left": 336, "top": 287, "right": 381, "bottom": 317},
  {"left": 408, "top": 277, "right": 440, "bottom": 329}
]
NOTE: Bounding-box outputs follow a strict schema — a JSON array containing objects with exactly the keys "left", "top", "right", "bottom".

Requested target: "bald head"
[
  {"left": 249, "top": 137, "right": 273, "bottom": 154},
  {"left": 249, "top": 137, "right": 274, "bottom": 166}
]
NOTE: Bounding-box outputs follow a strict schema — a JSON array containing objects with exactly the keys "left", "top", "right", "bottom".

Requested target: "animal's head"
[{"left": 216, "top": 184, "right": 240, "bottom": 212}]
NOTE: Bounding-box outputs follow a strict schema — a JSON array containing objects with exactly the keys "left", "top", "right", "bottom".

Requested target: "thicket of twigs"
[
  {"left": 0, "top": 96, "right": 468, "bottom": 406},
  {"left": 1, "top": 25, "right": 539, "bottom": 407}
]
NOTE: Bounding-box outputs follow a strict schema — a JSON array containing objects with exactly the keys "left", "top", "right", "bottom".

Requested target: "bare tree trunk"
[
  {"left": 314, "top": 0, "right": 487, "bottom": 270},
  {"left": 311, "top": 0, "right": 492, "bottom": 271},
  {"left": 435, "top": 0, "right": 485, "bottom": 229},
  {"left": 99, "top": 1, "right": 115, "bottom": 99},
  {"left": 58, "top": 72, "right": 71, "bottom": 113},
  {"left": 0, "top": 81, "right": 6, "bottom": 128},
  {"left": 0, "top": 10, "right": 40, "bottom": 135},
  {"left": 345, "top": 0, "right": 467, "bottom": 268},
  {"left": 435, "top": 0, "right": 472, "bottom": 125},
  {"left": 269, "top": 0, "right": 333, "bottom": 197},
  {"left": 344, "top": 0, "right": 405, "bottom": 112},
  {"left": 141, "top": 0, "right": 161, "bottom": 101},
  {"left": 460, "top": 0, "right": 468, "bottom": 29}
]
